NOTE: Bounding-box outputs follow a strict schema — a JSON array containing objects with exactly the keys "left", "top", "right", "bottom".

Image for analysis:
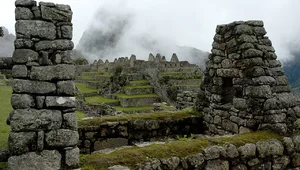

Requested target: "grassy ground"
[
  {"left": 0, "top": 86, "right": 12, "bottom": 149},
  {"left": 76, "top": 111, "right": 86, "bottom": 121},
  {"left": 129, "top": 80, "right": 149, "bottom": 84},
  {"left": 85, "top": 96, "right": 119, "bottom": 104},
  {"left": 78, "top": 110, "right": 200, "bottom": 127},
  {"left": 80, "top": 131, "right": 281, "bottom": 170},
  {"left": 117, "top": 93, "right": 158, "bottom": 99},
  {"left": 75, "top": 83, "right": 99, "bottom": 94},
  {"left": 124, "top": 85, "right": 152, "bottom": 89},
  {"left": 115, "top": 106, "right": 153, "bottom": 113}
]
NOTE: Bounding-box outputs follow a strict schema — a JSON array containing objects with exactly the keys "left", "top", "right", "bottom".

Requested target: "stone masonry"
[
  {"left": 198, "top": 20, "right": 300, "bottom": 135},
  {"left": 7, "top": 1, "right": 79, "bottom": 169}
]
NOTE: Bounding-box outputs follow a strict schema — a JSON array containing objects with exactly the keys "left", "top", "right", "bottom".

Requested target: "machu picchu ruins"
[{"left": 0, "top": 0, "right": 300, "bottom": 170}]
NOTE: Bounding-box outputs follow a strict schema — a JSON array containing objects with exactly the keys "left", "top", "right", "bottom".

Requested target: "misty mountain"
[
  {"left": 75, "top": 6, "right": 209, "bottom": 68},
  {"left": 0, "top": 27, "right": 15, "bottom": 57}
]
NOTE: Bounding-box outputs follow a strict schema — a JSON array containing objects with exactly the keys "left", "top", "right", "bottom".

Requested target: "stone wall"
[
  {"left": 198, "top": 20, "right": 300, "bottom": 135},
  {"left": 177, "top": 91, "right": 197, "bottom": 109},
  {"left": 7, "top": 1, "right": 79, "bottom": 169},
  {"left": 78, "top": 116, "right": 203, "bottom": 153},
  {"left": 133, "top": 135, "right": 300, "bottom": 170}
]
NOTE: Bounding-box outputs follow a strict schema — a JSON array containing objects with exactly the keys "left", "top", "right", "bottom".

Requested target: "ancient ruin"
[
  {"left": 7, "top": 1, "right": 79, "bottom": 169},
  {"left": 198, "top": 21, "right": 300, "bottom": 135}
]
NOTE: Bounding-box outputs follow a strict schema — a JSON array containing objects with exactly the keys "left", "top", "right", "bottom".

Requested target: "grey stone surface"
[
  {"left": 57, "top": 81, "right": 76, "bottom": 96},
  {"left": 185, "top": 153, "right": 205, "bottom": 168},
  {"left": 15, "top": 7, "right": 34, "bottom": 20},
  {"left": 13, "top": 79, "right": 56, "bottom": 94},
  {"left": 8, "top": 150, "right": 61, "bottom": 170},
  {"left": 161, "top": 157, "right": 180, "bottom": 170},
  {"left": 293, "top": 135, "right": 300, "bottom": 152},
  {"left": 14, "top": 39, "right": 34, "bottom": 49},
  {"left": 30, "top": 65, "right": 75, "bottom": 81},
  {"left": 12, "top": 49, "right": 38, "bottom": 64},
  {"left": 45, "top": 129, "right": 79, "bottom": 147},
  {"left": 238, "top": 143, "right": 256, "bottom": 159},
  {"left": 256, "top": 139, "right": 284, "bottom": 158},
  {"left": 11, "top": 94, "right": 35, "bottom": 109},
  {"left": 15, "top": 20, "right": 56, "bottom": 40},
  {"left": 35, "top": 40, "right": 74, "bottom": 51},
  {"left": 9, "top": 132, "right": 36, "bottom": 155},
  {"left": 225, "top": 143, "right": 239, "bottom": 158},
  {"left": 41, "top": 4, "right": 72, "bottom": 22},
  {"left": 108, "top": 165, "right": 131, "bottom": 170},
  {"left": 15, "top": 0, "right": 37, "bottom": 7},
  {"left": 204, "top": 145, "right": 226, "bottom": 160},
  {"left": 205, "top": 159, "right": 229, "bottom": 170},
  {"left": 65, "top": 147, "right": 80, "bottom": 167},
  {"left": 8, "top": 109, "right": 62, "bottom": 132},
  {"left": 63, "top": 112, "right": 77, "bottom": 130},
  {"left": 12, "top": 65, "right": 27, "bottom": 78},
  {"left": 61, "top": 25, "right": 73, "bottom": 39},
  {"left": 45, "top": 96, "right": 76, "bottom": 108}
]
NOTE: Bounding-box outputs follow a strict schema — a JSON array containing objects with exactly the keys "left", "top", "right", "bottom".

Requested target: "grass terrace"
[
  {"left": 85, "top": 96, "right": 119, "bottom": 104},
  {"left": 75, "top": 83, "right": 99, "bottom": 94},
  {"left": 115, "top": 106, "right": 153, "bottom": 113},
  {"left": 0, "top": 86, "right": 11, "bottom": 149},
  {"left": 117, "top": 93, "right": 158, "bottom": 99},
  {"left": 124, "top": 85, "right": 152, "bottom": 89}
]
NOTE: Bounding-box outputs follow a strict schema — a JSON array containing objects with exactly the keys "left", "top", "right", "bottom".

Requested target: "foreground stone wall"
[
  {"left": 198, "top": 20, "right": 300, "bottom": 135},
  {"left": 7, "top": 1, "right": 79, "bottom": 169},
  {"left": 78, "top": 116, "right": 203, "bottom": 153},
  {"left": 133, "top": 135, "right": 300, "bottom": 170}
]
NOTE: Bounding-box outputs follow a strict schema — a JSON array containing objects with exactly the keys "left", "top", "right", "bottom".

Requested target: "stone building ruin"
[
  {"left": 7, "top": 1, "right": 79, "bottom": 169},
  {"left": 198, "top": 20, "right": 300, "bottom": 135}
]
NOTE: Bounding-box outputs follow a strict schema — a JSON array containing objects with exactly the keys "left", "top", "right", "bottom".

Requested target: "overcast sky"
[{"left": 1, "top": 0, "right": 300, "bottom": 61}]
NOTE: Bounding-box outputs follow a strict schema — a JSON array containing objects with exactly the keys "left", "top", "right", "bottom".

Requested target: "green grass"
[
  {"left": 124, "top": 85, "right": 152, "bottom": 89},
  {"left": 80, "top": 131, "right": 281, "bottom": 170},
  {"left": 117, "top": 93, "right": 158, "bottom": 99},
  {"left": 75, "top": 83, "right": 99, "bottom": 94},
  {"left": 78, "top": 110, "right": 200, "bottom": 127},
  {"left": 85, "top": 96, "right": 119, "bottom": 104},
  {"left": 80, "top": 75, "right": 94, "bottom": 81},
  {"left": 160, "top": 72, "right": 183, "bottom": 75},
  {"left": 177, "top": 84, "right": 199, "bottom": 87},
  {"left": 115, "top": 106, "right": 153, "bottom": 112},
  {"left": 76, "top": 111, "right": 86, "bottom": 121},
  {"left": 129, "top": 80, "right": 149, "bottom": 84},
  {"left": 0, "top": 86, "right": 12, "bottom": 149}
]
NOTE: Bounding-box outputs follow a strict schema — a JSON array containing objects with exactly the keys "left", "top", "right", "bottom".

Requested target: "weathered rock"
[
  {"left": 15, "top": 20, "right": 56, "bottom": 40},
  {"left": 204, "top": 145, "right": 226, "bottom": 160},
  {"left": 65, "top": 147, "right": 79, "bottom": 168},
  {"left": 8, "top": 109, "right": 62, "bottom": 132},
  {"left": 108, "top": 165, "right": 131, "bottom": 170},
  {"left": 41, "top": 4, "right": 72, "bottom": 22},
  {"left": 185, "top": 153, "right": 205, "bottom": 168},
  {"left": 225, "top": 143, "right": 239, "bottom": 158},
  {"left": 63, "top": 112, "right": 77, "bottom": 130},
  {"left": 45, "top": 96, "right": 76, "bottom": 108},
  {"left": 293, "top": 135, "right": 300, "bottom": 152},
  {"left": 45, "top": 129, "right": 78, "bottom": 147},
  {"left": 61, "top": 25, "right": 73, "bottom": 39},
  {"left": 13, "top": 79, "right": 56, "bottom": 94},
  {"left": 8, "top": 150, "right": 61, "bottom": 170},
  {"left": 15, "top": 7, "right": 34, "bottom": 20},
  {"left": 12, "top": 65, "right": 27, "bottom": 78},
  {"left": 11, "top": 94, "right": 35, "bottom": 109},
  {"left": 30, "top": 65, "right": 75, "bottom": 81},
  {"left": 9, "top": 132, "right": 36, "bottom": 155},
  {"left": 222, "top": 119, "right": 239, "bottom": 133},
  {"left": 256, "top": 139, "right": 284, "bottom": 158},
  {"left": 57, "top": 81, "right": 76, "bottom": 95},
  {"left": 238, "top": 143, "right": 256, "bottom": 159},
  {"left": 205, "top": 159, "right": 229, "bottom": 170},
  {"left": 161, "top": 157, "right": 180, "bottom": 170},
  {"left": 15, "top": 0, "right": 37, "bottom": 7},
  {"left": 12, "top": 49, "right": 38, "bottom": 64},
  {"left": 35, "top": 40, "right": 74, "bottom": 51}
]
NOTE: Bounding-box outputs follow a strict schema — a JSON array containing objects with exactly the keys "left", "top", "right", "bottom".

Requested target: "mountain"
[
  {"left": 75, "top": 6, "right": 209, "bottom": 68},
  {"left": 283, "top": 49, "right": 300, "bottom": 97},
  {"left": 0, "top": 27, "right": 15, "bottom": 57}
]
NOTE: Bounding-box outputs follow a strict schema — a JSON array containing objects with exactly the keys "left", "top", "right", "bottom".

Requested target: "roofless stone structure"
[
  {"left": 7, "top": 1, "right": 79, "bottom": 169},
  {"left": 198, "top": 20, "right": 300, "bottom": 135}
]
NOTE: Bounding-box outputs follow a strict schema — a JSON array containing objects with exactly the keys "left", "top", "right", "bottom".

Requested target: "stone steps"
[
  {"left": 177, "top": 85, "right": 200, "bottom": 92},
  {"left": 117, "top": 94, "right": 160, "bottom": 107},
  {"left": 159, "top": 72, "right": 202, "bottom": 80},
  {"left": 85, "top": 95, "right": 120, "bottom": 106},
  {"left": 129, "top": 80, "right": 150, "bottom": 87},
  {"left": 86, "top": 81, "right": 102, "bottom": 89},
  {"left": 127, "top": 74, "right": 144, "bottom": 81},
  {"left": 124, "top": 86, "right": 153, "bottom": 95}
]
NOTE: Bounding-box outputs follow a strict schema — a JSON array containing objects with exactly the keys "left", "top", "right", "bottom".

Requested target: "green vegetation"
[
  {"left": 75, "top": 83, "right": 99, "bottom": 94},
  {"left": 0, "top": 162, "right": 8, "bottom": 170},
  {"left": 76, "top": 111, "right": 86, "bottom": 121},
  {"left": 80, "top": 131, "right": 281, "bottom": 170},
  {"left": 0, "top": 86, "right": 12, "bottom": 149},
  {"left": 129, "top": 80, "right": 149, "bottom": 84},
  {"left": 73, "top": 58, "right": 89, "bottom": 65},
  {"left": 117, "top": 93, "right": 158, "bottom": 99},
  {"left": 85, "top": 96, "right": 119, "bottom": 104},
  {"left": 167, "top": 86, "right": 179, "bottom": 101},
  {"left": 78, "top": 110, "right": 200, "bottom": 127},
  {"left": 80, "top": 75, "right": 94, "bottom": 81},
  {"left": 124, "top": 85, "right": 152, "bottom": 89},
  {"left": 115, "top": 106, "right": 153, "bottom": 113},
  {"left": 177, "top": 84, "right": 199, "bottom": 87}
]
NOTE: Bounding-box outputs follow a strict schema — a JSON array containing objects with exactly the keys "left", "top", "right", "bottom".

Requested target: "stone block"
[
  {"left": 237, "top": 34, "right": 258, "bottom": 43},
  {"left": 9, "top": 132, "right": 36, "bottom": 155},
  {"left": 292, "top": 153, "right": 300, "bottom": 167},
  {"left": 13, "top": 79, "right": 56, "bottom": 94},
  {"left": 238, "top": 143, "right": 256, "bottom": 159},
  {"left": 14, "top": 39, "right": 34, "bottom": 49},
  {"left": 161, "top": 157, "right": 180, "bottom": 170},
  {"left": 94, "top": 138, "right": 128, "bottom": 151},
  {"left": 45, "top": 129, "right": 79, "bottom": 147},
  {"left": 15, "top": 20, "right": 56, "bottom": 40},
  {"left": 282, "top": 137, "right": 294, "bottom": 154},
  {"left": 65, "top": 147, "right": 79, "bottom": 168},
  {"left": 30, "top": 65, "right": 75, "bottom": 81},
  {"left": 293, "top": 135, "right": 300, "bottom": 152},
  {"left": 45, "top": 96, "right": 76, "bottom": 108},
  {"left": 15, "top": 7, "right": 34, "bottom": 20},
  {"left": 221, "top": 119, "right": 238, "bottom": 134},
  {"left": 204, "top": 145, "right": 226, "bottom": 160},
  {"left": 252, "top": 76, "right": 275, "bottom": 85},
  {"left": 234, "top": 24, "right": 253, "bottom": 35},
  {"left": 205, "top": 159, "right": 229, "bottom": 170},
  {"left": 253, "top": 27, "right": 267, "bottom": 36},
  {"left": 264, "top": 113, "right": 286, "bottom": 123},
  {"left": 233, "top": 98, "right": 247, "bottom": 109},
  {"left": 36, "top": 96, "right": 45, "bottom": 109},
  {"left": 12, "top": 65, "right": 27, "bottom": 78},
  {"left": 8, "top": 150, "right": 61, "bottom": 170},
  {"left": 63, "top": 112, "right": 77, "bottom": 130},
  {"left": 41, "top": 4, "right": 72, "bottom": 22},
  {"left": 216, "top": 68, "right": 239, "bottom": 77},
  {"left": 9, "top": 109, "right": 62, "bottom": 132},
  {"left": 35, "top": 40, "right": 74, "bottom": 51},
  {"left": 256, "top": 139, "right": 284, "bottom": 158},
  {"left": 11, "top": 94, "right": 35, "bottom": 109},
  {"left": 61, "top": 25, "right": 73, "bottom": 39},
  {"left": 37, "top": 131, "right": 44, "bottom": 151},
  {"left": 15, "top": 0, "right": 37, "bottom": 7},
  {"left": 12, "top": 49, "right": 38, "bottom": 64},
  {"left": 242, "top": 49, "right": 263, "bottom": 58},
  {"left": 244, "top": 85, "right": 271, "bottom": 98}
]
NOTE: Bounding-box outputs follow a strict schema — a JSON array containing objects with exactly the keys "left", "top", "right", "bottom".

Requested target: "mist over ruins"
[{"left": 0, "top": 0, "right": 300, "bottom": 170}]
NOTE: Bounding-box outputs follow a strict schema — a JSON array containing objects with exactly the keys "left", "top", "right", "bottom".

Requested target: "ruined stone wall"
[
  {"left": 198, "top": 20, "right": 300, "bottom": 136},
  {"left": 134, "top": 135, "right": 300, "bottom": 170},
  {"left": 176, "top": 91, "right": 197, "bottom": 109},
  {"left": 7, "top": 1, "right": 79, "bottom": 169}
]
